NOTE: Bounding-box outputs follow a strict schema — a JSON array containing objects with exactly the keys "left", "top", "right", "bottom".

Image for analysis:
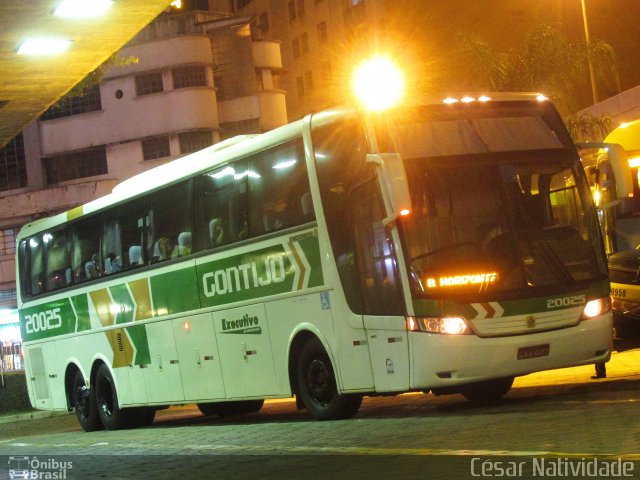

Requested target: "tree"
[
  {"left": 448, "top": 24, "right": 619, "bottom": 117},
  {"left": 565, "top": 112, "right": 612, "bottom": 143}
]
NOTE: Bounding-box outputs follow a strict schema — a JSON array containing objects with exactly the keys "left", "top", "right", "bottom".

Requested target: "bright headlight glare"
[
  {"left": 406, "top": 316, "right": 470, "bottom": 335},
  {"left": 581, "top": 297, "right": 612, "bottom": 320},
  {"left": 352, "top": 56, "right": 405, "bottom": 111}
]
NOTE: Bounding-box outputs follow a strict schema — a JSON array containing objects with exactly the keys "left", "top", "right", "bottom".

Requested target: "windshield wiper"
[{"left": 530, "top": 236, "right": 574, "bottom": 283}]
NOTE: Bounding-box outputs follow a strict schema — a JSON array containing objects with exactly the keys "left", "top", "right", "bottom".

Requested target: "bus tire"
[
  {"left": 460, "top": 377, "right": 514, "bottom": 404},
  {"left": 296, "top": 338, "right": 362, "bottom": 420},
  {"left": 72, "top": 370, "right": 103, "bottom": 432},
  {"left": 95, "top": 363, "right": 132, "bottom": 430},
  {"left": 197, "top": 400, "right": 264, "bottom": 417}
]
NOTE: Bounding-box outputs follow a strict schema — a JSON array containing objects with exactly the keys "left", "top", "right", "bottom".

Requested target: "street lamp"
[{"left": 581, "top": 0, "right": 599, "bottom": 104}]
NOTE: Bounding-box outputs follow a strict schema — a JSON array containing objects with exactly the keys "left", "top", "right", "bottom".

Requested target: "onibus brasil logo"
[{"left": 8, "top": 456, "right": 73, "bottom": 479}]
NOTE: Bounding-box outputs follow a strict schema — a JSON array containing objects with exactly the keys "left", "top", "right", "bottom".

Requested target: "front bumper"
[{"left": 409, "top": 312, "right": 612, "bottom": 389}]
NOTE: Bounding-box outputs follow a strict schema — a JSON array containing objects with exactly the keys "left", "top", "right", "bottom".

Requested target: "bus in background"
[
  {"left": 17, "top": 59, "right": 612, "bottom": 431},
  {"left": 579, "top": 119, "right": 640, "bottom": 336}
]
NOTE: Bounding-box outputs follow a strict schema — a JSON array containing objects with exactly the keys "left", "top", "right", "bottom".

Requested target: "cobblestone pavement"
[{"left": 1, "top": 346, "right": 640, "bottom": 479}]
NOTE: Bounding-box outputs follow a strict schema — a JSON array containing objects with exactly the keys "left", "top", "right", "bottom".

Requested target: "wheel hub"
[{"left": 307, "top": 358, "right": 334, "bottom": 404}]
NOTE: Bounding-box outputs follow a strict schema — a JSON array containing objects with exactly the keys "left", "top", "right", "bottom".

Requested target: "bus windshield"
[{"left": 376, "top": 102, "right": 606, "bottom": 300}]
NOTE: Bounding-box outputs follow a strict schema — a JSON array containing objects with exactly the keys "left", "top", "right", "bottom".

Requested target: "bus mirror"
[
  {"left": 366, "top": 153, "right": 412, "bottom": 218},
  {"left": 603, "top": 144, "right": 634, "bottom": 199},
  {"left": 577, "top": 142, "right": 633, "bottom": 200}
]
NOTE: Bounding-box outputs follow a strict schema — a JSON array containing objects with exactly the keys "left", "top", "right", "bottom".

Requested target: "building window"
[
  {"left": 172, "top": 66, "right": 207, "bottom": 89},
  {"left": 0, "top": 228, "right": 17, "bottom": 257},
  {"left": 43, "top": 146, "right": 108, "bottom": 185},
  {"left": 322, "top": 61, "right": 332, "bottom": 85},
  {"left": 179, "top": 131, "right": 213, "bottom": 154},
  {"left": 305, "top": 71, "right": 314, "bottom": 91},
  {"left": 297, "top": 76, "right": 305, "bottom": 98},
  {"left": 189, "top": 0, "right": 210, "bottom": 9},
  {"left": 0, "top": 288, "right": 16, "bottom": 303},
  {"left": 0, "top": 133, "right": 26, "bottom": 192},
  {"left": 41, "top": 85, "right": 102, "bottom": 120},
  {"left": 219, "top": 118, "right": 260, "bottom": 140},
  {"left": 258, "top": 12, "right": 269, "bottom": 33},
  {"left": 317, "top": 21, "right": 328, "bottom": 42},
  {"left": 135, "top": 73, "right": 164, "bottom": 96},
  {"left": 301, "top": 32, "right": 309, "bottom": 54},
  {"left": 292, "top": 38, "right": 301, "bottom": 59},
  {"left": 142, "top": 136, "right": 171, "bottom": 160},
  {"left": 297, "top": 0, "right": 305, "bottom": 16},
  {"left": 288, "top": 0, "right": 296, "bottom": 20}
]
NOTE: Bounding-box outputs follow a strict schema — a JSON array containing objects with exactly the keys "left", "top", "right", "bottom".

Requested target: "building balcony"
[
  {"left": 252, "top": 41, "right": 283, "bottom": 70},
  {"left": 0, "top": 178, "right": 117, "bottom": 223},
  {"left": 39, "top": 88, "right": 219, "bottom": 155},
  {"left": 218, "top": 90, "right": 287, "bottom": 131}
]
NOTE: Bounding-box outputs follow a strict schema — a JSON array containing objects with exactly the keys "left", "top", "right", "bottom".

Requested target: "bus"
[
  {"left": 17, "top": 84, "right": 612, "bottom": 431},
  {"left": 579, "top": 119, "right": 640, "bottom": 336}
]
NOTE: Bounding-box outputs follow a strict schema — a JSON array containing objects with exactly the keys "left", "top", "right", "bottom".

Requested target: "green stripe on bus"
[
  {"left": 412, "top": 279, "right": 610, "bottom": 318},
  {"left": 110, "top": 283, "right": 135, "bottom": 325},
  {"left": 66, "top": 206, "right": 83, "bottom": 221},
  {"left": 70, "top": 293, "right": 91, "bottom": 332},
  {"left": 150, "top": 266, "right": 200, "bottom": 316},
  {"left": 126, "top": 324, "right": 151, "bottom": 366},
  {"left": 19, "top": 233, "right": 324, "bottom": 343}
]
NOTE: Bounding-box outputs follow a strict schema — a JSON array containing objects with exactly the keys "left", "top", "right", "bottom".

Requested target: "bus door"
[
  {"left": 24, "top": 341, "right": 64, "bottom": 409},
  {"left": 349, "top": 177, "right": 410, "bottom": 392}
]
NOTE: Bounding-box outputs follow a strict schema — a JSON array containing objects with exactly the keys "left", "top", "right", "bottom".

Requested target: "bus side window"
[
  {"left": 314, "top": 119, "right": 373, "bottom": 314},
  {"left": 349, "top": 179, "right": 404, "bottom": 315},
  {"left": 71, "top": 215, "right": 102, "bottom": 283},
  {"left": 24, "top": 236, "right": 45, "bottom": 297},
  {"left": 103, "top": 202, "right": 145, "bottom": 275},
  {"left": 146, "top": 180, "right": 193, "bottom": 262},
  {"left": 195, "top": 162, "right": 248, "bottom": 251},
  {"left": 45, "top": 228, "right": 71, "bottom": 291},
  {"left": 247, "top": 138, "right": 311, "bottom": 236}
]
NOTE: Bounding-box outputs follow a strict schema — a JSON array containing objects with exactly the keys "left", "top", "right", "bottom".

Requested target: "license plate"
[{"left": 517, "top": 344, "right": 550, "bottom": 360}]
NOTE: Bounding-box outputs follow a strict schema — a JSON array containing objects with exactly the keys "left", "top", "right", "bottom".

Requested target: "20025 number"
[
  {"left": 546, "top": 295, "right": 586, "bottom": 309},
  {"left": 24, "top": 308, "right": 62, "bottom": 334}
]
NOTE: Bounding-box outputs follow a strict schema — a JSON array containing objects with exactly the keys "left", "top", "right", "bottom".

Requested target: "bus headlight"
[
  {"left": 406, "top": 316, "right": 471, "bottom": 335},
  {"left": 580, "top": 297, "right": 612, "bottom": 320}
]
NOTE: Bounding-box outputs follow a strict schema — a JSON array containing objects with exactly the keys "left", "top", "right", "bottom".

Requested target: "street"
[{"left": 1, "top": 342, "right": 640, "bottom": 480}]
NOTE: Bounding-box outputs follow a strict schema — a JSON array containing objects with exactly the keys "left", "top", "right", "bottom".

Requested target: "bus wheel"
[
  {"left": 460, "top": 377, "right": 514, "bottom": 404},
  {"left": 95, "top": 364, "right": 130, "bottom": 430},
  {"left": 296, "top": 338, "right": 362, "bottom": 420},
  {"left": 72, "top": 370, "right": 103, "bottom": 432},
  {"left": 197, "top": 400, "right": 264, "bottom": 417}
]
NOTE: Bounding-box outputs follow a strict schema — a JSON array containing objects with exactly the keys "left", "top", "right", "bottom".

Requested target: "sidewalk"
[{"left": 0, "top": 409, "right": 69, "bottom": 425}]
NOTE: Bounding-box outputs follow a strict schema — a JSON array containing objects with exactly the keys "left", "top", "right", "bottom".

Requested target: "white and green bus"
[{"left": 17, "top": 91, "right": 613, "bottom": 431}]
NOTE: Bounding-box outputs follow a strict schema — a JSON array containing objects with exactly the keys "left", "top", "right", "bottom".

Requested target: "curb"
[{"left": 0, "top": 410, "right": 70, "bottom": 425}]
